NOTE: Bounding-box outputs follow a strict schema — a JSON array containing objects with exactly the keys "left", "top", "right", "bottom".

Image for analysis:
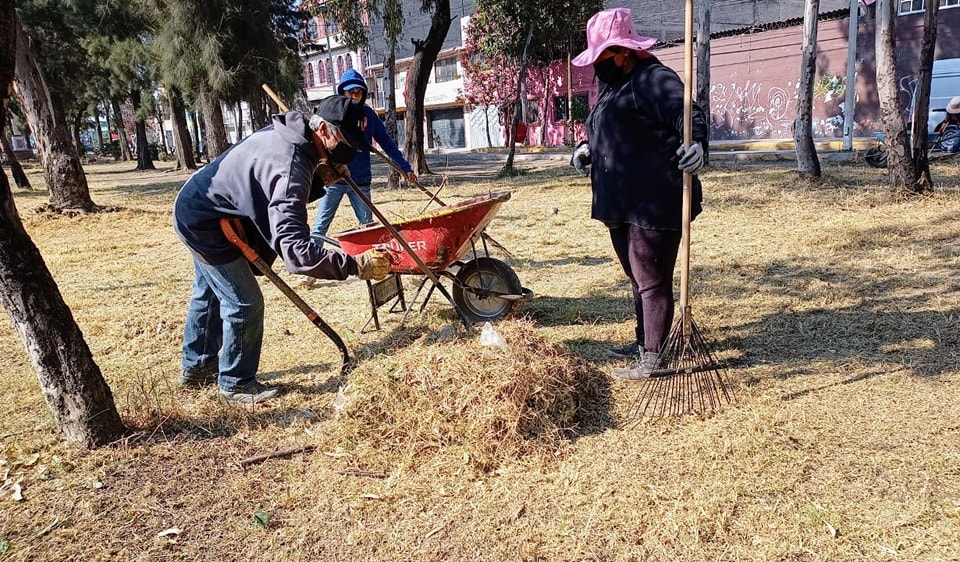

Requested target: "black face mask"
[
  {"left": 593, "top": 57, "right": 626, "bottom": 86},
  {"left": 328, "top": 141, "right": 357, "bottom": 165}
]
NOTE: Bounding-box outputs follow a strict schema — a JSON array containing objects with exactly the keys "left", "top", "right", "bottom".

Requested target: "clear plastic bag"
[{"left": 479, "top": 322, "right": 508, "bottom": 350}]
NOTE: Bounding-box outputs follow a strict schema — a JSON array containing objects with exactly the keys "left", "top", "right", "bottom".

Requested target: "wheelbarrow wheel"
[{"left": 452, "top": 257, "right": 522, "bottom": 322}]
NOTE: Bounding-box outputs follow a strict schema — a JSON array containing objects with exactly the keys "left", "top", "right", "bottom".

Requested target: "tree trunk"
[
  {"left": 191, "top": 109, "right": 203, "bottom": 163},
  {"left": 235, "top": 101, "right": 244, "bottom": 143},
  {"left": 130, "top": 89, "right": 155, "bottom": 171},
  {"left": 111, "top": 97, "right": 133, "bottom": 162},
  {"left": 484, "top": 105, "right": 492, "bottom": 149},
  {"left": 875, "top": 0, "right": 915, "bottom": 194},
  {"left": 794, "top": 0, "right": 822, "bottom": 178},
  {"left": 199, "top": 89, "right": 228, "bottom": 160},
  {"left": 539, "top": 66, "right": 548, "bottom": 146},
  {"left": 385, "top": 39, "right": 400, "bottom": 189},
  {"left": 402, "top": 0, "right": 452, "bottom": 175},
  {"left": 72, "top": 111, "right": 84, "bottom": 157},
  {"left": 93, "top": 103, "right": 104, "bottom": 154},
  {"left": 910, "top": 0, "right": 938, "bottom": 194},
  {"left": 503, "top": 25, "right": 533, "bottom": 176},
  {"left": 155, "top": 103, "right": 170, "bottom": 156},
  {"left": 248, "top": 86, "right": 268, "bottom": 131},
  {"left": 696, "top": 0, "right": 711, "bottom": 166},
  {"left": 167, "top": 86, "right": 196, "bottom": 171},
  {"left": 0, "top": 128, "right": 30, "bottom": 189},
  {"left": 0, "top": 0, "right": 125, "bottom": 449},
  {"left": 12, "top": 15, "right": 98, "bottom": 213}
]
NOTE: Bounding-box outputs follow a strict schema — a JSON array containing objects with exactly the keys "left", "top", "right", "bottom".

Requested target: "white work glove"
[
  {"left": 676, "top": 142, "right": 705, "bottom": 174},
  {"left": 570, "top": 141, "right": 591, "bottom": 177},
  {"left": 355, "top": 249, "right": 392, "bottom": 281}
]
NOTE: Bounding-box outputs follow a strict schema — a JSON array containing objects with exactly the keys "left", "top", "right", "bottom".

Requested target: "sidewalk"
[{"left": 417, "top": 138, "right": 873, "bottom": 170}]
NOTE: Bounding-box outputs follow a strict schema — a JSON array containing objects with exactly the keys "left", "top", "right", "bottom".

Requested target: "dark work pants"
[{"left": 608, "top": 225, "right": 682, "bottom": 353}]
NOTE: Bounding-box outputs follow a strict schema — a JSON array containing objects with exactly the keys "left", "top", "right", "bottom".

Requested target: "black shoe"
[
  {"left": 219, "top": 382, "right": 283, "bottom": 404},
  {"left": 178, "top": 369, "right": 219, "bottom": 387},
  {"left": 607, "top": 342, "right": 641, "bottom": 358}
]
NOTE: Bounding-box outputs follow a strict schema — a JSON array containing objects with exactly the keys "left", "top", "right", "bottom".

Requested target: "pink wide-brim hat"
[
  {"left": 947, "top": 96, "right": 960, "bottom": 115},
  {"left": 572, "top": 8, "right": 658, "bottom": 67}
]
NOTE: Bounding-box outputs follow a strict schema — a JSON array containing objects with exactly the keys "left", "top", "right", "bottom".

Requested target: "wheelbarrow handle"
[
  {"left": 219, "top": 217, "right": 354, "bottom": 375},
  {"left": 262, "top": 83, "right": 474, "bottom": 330}
]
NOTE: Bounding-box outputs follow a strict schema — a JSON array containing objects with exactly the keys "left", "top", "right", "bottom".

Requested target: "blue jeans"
[
  {"left": 311, "top": 180, "right": 372, "bottom": 246},
  {"left": 181, "top": 257, "right": 264, "bottom": 391}
]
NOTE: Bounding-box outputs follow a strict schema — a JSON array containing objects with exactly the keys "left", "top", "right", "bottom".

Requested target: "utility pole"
[{"left": 842, "top": 0, "right": 858, "bottom": 151}]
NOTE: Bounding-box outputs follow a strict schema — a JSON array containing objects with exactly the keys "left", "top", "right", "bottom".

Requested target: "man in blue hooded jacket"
[{"left": 308, "top": 69, "right": 418, "bottom": 253}]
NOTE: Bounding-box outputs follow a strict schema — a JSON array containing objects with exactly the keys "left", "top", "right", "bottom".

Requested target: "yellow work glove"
[{"left": 355, "top": 249, "right": 391, "bottom": 281}]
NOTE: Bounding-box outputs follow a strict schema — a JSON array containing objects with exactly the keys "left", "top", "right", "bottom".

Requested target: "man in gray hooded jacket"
[{"left": 173, "top": 95, "right": 389, "bottom": 403}]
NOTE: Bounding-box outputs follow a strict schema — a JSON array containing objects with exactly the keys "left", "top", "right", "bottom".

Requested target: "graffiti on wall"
[{"left": 709, "top": 76, "right": 848, "bottom": 140}]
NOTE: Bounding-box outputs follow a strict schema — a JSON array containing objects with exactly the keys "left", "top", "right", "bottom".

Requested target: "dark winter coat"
[
  {"left": 586, "top": 54, "right": 709, "bottom": 230},
  {"left": 173, "top": 111, "right": 357, "bottom": 279}
]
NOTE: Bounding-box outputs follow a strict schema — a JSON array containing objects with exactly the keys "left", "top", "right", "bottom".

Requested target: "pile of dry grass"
[{"left": 334, "top": 318, "right": 608, "bottom": 474}]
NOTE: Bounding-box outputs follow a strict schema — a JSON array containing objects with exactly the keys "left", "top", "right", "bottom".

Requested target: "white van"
[{"left": 917, "top": 58, "right": 960, "bottom": 139}]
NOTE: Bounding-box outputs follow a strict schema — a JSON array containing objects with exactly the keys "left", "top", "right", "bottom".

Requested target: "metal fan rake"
[{"left": 626, "top": 0, "right": 735, "bottom": 421}]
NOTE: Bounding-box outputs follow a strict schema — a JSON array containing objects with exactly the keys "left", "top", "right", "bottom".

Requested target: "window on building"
[
  {"left": 336, "top": 56, "right": 344, "bottom": 80},
  {"left": 305, "top": 64, "right": 315, "bottom": 88},
  {"left": 433, "top": 58, "right": 458, "bottom": 83},
  {"left": 307, "top": 19, "right": 318, "bottom": 39},
  {"left": 554, "top": 94, "right": 589, "bottom": 121},
  {"left": 359, "top": 49, "right": 368, "bottom": 72},
  {"left": 318, "top": 61, "right": 326, "bottom": 85},
  {"left": 375, "top": 74, "right": 385, "bottom": 108},
  {"left": 899, "top": 0, "right": 960, "bottom": 14},
  {"left": 345, "top": 53, "right": 353, "bottom": 71}
]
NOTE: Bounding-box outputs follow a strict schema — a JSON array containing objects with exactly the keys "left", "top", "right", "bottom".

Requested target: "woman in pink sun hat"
[{"left": 569, "top": 7, "right": 710, "bottom": 379}]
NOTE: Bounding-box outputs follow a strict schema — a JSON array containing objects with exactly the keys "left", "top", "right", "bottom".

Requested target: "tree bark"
[
  {"left": 93, "top": 103, "right": 104, "bottom": 154},
  {"left": 0, "top": 0, "right": 125, "bottom": 449},
  {"left": 502, "top": 25, "right": 533, "bottom": 176},
  {"left": 12, "top": 15, "right": 98, "bottom": 213},
  {"left": 696, "top": 0, "right": 711, "bottom": 166},
  {"left": 110, "top": 97, "right": 133, "bottom": 162},
  {"left": 72, "top": 111, "right": 84, "bottom": 157},
  {"left": 199, "top": 89, "right": 228, "bottom": 160},
  {"left": 167, "top": 86, "right": 196, "bottom": 171},
  {"left": 385, "top": 39, "right": 400, "bottom": 189},
  {"left": 248, "top": 86, "right": 269, "bottom": 131},
  {"left": 402, "top": 0, "right": 452, "bottom": 175},
  {"left": 0, "top": 127, "right": 31, "bottom": 189},
  {"left": 875, "top": 0, "right": 915, "bottom": 194},
  {"left": 191, "top": 109, "right": 203, "bottom": 163},
  {"left": 910, "top": 0, "right": 938, "bottom": 194},
  {"left": 130, "top": 89, "right": 156, "bottom": 171},
  {"left": 794, "top": 0, "right": 822, "bottom": 178}
]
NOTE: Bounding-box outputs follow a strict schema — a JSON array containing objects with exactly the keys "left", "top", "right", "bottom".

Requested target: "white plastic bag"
[{"left": 479, "top": 322, "right": 508, "bottom": 350}]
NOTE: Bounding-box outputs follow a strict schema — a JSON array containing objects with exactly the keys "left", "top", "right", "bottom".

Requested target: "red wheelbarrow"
[{"left": 334, "top": 191, "right": 533, "bottom": 324}]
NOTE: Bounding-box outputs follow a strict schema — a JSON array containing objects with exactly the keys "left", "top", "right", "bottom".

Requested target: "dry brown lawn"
[{"left": 1, "top": 153, "right": 959, "bottom": 561}]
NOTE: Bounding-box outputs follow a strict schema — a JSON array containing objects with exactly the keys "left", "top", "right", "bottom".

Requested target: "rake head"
[{"left": 626, "top": 309, "right": 735, "bottom": 420}]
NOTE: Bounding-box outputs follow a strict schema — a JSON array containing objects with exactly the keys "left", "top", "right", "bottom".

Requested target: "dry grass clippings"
[{"left": 0, "top": 157, "right": 958, "bottom": 561}]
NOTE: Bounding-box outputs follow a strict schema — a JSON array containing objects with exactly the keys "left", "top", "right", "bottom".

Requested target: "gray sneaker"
[
  {"left": 611, "top": 352, "right": 662, "bottom": 380},
  {"left": 607, "top": 342, "right": 641, "bottom": 358},
  {"left": 219, "top": 382, "right": 284, "bottom": 404},
  {"left": 178, "top": 369, "right": 219, "bottom": 387}
]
